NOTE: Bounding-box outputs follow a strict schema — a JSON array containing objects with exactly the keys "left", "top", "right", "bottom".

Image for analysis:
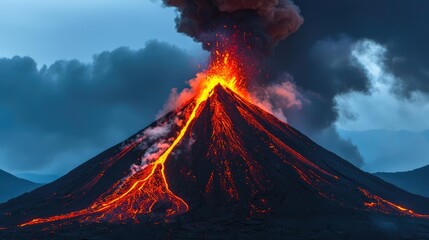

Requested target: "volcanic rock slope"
[{"left": 1, "top": 85, "right": 429, "bottom": 236}]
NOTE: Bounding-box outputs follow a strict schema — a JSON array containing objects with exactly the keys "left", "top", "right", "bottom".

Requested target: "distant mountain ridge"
[
  {"left": 0, "top": 169, "right": 41, "bottom": 203},
  {"left": 338, "top": 129, "right": 429, "bottom": 173},
  {"left": 375, "top": 165, "right": 429, "bottom": 198},
  {"left": 15, "top": 173, "right": 60, "bottom": 184}
]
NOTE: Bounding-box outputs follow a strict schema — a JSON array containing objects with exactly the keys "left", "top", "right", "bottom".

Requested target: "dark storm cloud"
[
  {"left": 0, "top": 41, "right": 198, "bottom": 173},
  {"left": 259, "top": 0, "right": 429, "bottom": 166},
  {"left": 267, "top": 0, "right": 429, "bottom": 128}
]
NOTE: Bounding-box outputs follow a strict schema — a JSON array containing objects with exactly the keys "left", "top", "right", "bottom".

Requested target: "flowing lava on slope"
[
  {"left": 20, "top": 33, "right": 253, "bottom": 227},
  {"left": 359, "top": 188, "right": 429, "bottom": 218}
]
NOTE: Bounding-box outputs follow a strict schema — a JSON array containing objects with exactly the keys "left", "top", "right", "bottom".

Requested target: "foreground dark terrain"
[
  {"left": 1, "top": 86, "right": 429, "bottom": 239},
  {"left": 2, "top": 213, "right": 429, "bottom": 239}
]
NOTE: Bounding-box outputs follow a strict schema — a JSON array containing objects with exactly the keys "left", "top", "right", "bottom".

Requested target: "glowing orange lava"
[
  {"left": 359, "top": 188, "right": 429, "bottom": 218},
  {"left": 20, "top": 43, "right": 248, "bottom": 227}
]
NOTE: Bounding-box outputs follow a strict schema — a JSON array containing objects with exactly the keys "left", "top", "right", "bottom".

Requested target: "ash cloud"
[
  {"left": 161, "top": 0, "right": 366, "bottom": 166},
  {"left": 162, "top": 0, "right": 303, "bottom": 53}
]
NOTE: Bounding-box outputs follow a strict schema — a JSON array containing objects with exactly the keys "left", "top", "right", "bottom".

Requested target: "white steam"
[
  {"left": 335, "top": 39, "right": 429, "bottom": 131},
  {"left": 127, "top": 111, "right": 186, "bottom": 175}
]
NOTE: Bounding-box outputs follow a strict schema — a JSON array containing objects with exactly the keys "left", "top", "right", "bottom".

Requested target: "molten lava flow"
[
  {"left": 20, "top": 43, "right": 249, "bottom": 227},
  {"left": 359, "top": 188, "right": 429, "bottom": 218}
]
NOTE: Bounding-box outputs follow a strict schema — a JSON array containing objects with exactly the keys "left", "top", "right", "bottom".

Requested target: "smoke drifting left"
[{"left": 162, "top": 0, "right": 303, "bottom": 55}]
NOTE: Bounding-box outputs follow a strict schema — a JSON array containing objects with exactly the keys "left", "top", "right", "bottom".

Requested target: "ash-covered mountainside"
[{"left": 1, "top": 85, "right": 429, "bottom": 229}]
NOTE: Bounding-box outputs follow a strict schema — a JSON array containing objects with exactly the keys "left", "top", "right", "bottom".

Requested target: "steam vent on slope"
[{"left": 2, "top": 49, "right": 429, "bottom": 239}]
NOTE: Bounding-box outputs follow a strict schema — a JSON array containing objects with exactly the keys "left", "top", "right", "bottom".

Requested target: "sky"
[
  {"left": 1, "top": 0, "right": 429, "bottom": 179},
  {"left": 0, "top": 0, "right": 199, "bottom": 66}
]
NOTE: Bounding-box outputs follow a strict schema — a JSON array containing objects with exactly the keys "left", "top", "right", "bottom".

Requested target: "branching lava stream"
[{"left": 20, "top": 46, "right": 248, "bottom": 226}]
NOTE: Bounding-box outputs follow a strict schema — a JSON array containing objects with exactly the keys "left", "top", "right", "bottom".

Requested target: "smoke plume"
[
  {"left": 163, "top": 0, "right": 303, "bottom": 53},
  {"left": 160, "top": 1, "right": 365, "bottom": 167}
]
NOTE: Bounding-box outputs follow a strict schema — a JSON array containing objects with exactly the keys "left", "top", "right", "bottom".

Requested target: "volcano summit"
[{"left": 1, "top": 83, "right": 429, "bottom": 239}]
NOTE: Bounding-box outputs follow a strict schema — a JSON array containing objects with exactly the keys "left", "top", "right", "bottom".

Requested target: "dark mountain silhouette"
[
  {"left": 375, "top": 165, "right": 429, "bottom": 198},
  {"left": 0, "top": 169, "right": 41, "bottom": 203},
  {"left": 15, "top": 173, "right": 60, "bottom": 184},
  {"left": 338, "top": 129, "right": 429, "bottom": 173},
  {"left": 1, "top": 85, "right": 429, "bottom": 239}
]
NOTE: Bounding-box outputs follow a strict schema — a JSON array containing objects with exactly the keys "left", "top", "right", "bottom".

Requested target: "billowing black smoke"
[
  {"left": 162, "top": 0, "right": 303, "bottom": 53},
  {"left": 163, "top": 0, "right": 363, "bottom": 165},
  {"left": 161, "top": 0, "right": 364, "bottom": 167}
]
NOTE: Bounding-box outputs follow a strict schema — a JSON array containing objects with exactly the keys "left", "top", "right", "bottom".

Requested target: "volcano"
[{"left": 1, "top": 85, "right": 429, "bottom": 238}]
